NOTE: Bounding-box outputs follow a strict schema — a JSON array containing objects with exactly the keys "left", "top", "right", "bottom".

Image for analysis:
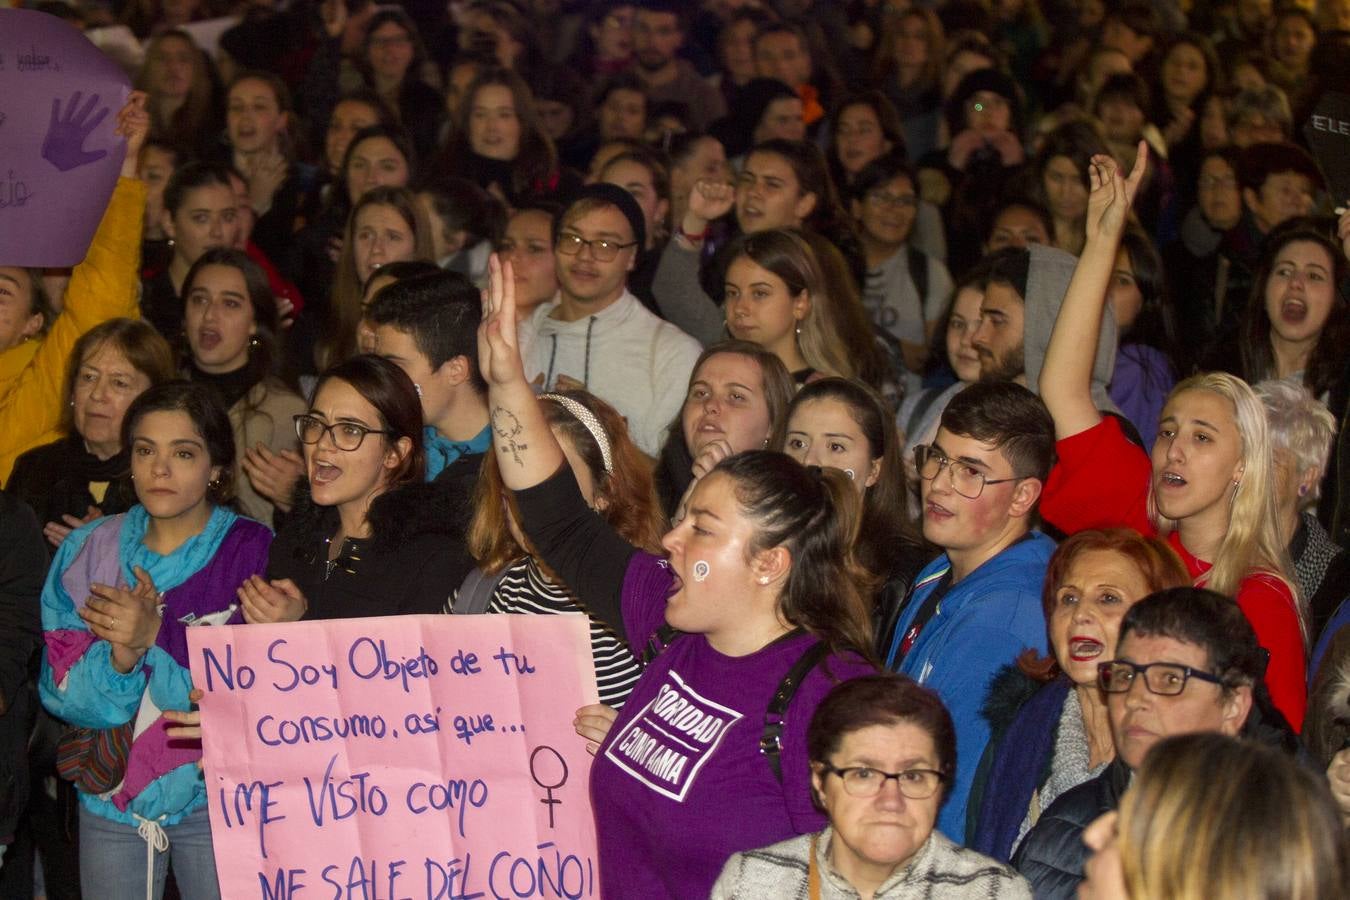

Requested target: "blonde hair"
[
  {"left": 1149, "top": 373, "right": 1302, "bottom": 638},
  {"left": 1118, "top": 732, "right": 1347, "bottom": 900}
]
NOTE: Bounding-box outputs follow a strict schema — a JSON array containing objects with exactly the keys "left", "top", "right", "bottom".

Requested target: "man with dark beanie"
[{"left": 518, "top": 184, "right": 702, "bottom": 455}]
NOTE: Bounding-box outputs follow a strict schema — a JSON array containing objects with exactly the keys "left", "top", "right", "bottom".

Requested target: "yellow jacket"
[{"left": 0, "top": 177, "right": 145, "bottom": 485}]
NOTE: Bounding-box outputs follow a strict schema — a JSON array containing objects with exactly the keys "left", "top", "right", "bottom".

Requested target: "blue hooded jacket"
[{"left": 885, "top": 531, "right": 1054, "bottom": 839}]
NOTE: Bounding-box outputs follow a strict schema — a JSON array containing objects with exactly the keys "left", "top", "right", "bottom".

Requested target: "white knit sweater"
[{"left": 711, "top": 827, "right": 1032, "bottom": 899}]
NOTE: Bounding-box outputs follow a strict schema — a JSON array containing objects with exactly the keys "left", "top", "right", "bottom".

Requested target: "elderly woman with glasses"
[
  {"left": 713, "top": 675, "right": 1031, "bottom": 898},
  {"left": 238, "top": 355, "right": 470, "bottom": 623},
  {"left": 967, "top": 531, "right": 1189, "bottom": 863}
]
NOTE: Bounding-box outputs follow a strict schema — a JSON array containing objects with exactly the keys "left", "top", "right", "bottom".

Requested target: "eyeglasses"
[
  {"left": 818, "top": 764, "right": 946, "bottom": 800},
  {"left": 914, "top": 445, "right": 1024, "bottom": 500},
  {"left": 1097, "top": 660, "right": 1226, "bottom": 696},
  {"left": 556, "top": 232, "right": 638, "bottom": 262},
  {"left": 866, "top": 191, "right": 918, "bottom": 210},
  {"left": 293, "top": 414, "right": 394, "bottom": 451}
]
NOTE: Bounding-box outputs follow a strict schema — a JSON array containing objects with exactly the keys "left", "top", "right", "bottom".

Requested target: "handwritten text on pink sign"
[{"left": 187, "top": 615, "right": 601, "bottom": 900}]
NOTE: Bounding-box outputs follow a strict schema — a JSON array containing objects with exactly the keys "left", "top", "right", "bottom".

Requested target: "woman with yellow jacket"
[{"left": 0, "top": 93, "right": 150, "bottom": 485}]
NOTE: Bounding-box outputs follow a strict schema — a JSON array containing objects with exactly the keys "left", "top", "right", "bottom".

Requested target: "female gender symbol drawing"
[{"left": 530, "top": 745, "right": 569, "bottom": 828}]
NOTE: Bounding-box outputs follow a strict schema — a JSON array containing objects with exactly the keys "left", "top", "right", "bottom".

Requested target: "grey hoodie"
[{"left": 1022, "top": 243, "right": 1120, "bottom": 415}]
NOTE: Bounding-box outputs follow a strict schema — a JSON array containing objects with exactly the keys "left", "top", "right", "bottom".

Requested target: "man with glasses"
[
  {"left": 520, "top": 184, "right": 701, "bottom": 455},
  {"left": 849, "top": 158, "right": 953, "bottom": 392},
  {"left": 880, "top": 381, "right": 1057, "bottom": 840},
  {"left": 1013, "top": 587, "right": 1287, "bottom": 899}
]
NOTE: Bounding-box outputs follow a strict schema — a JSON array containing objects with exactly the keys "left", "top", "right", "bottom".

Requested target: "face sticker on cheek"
[{"left": 692, "top": 560, "right": 711, "bottom": 582}]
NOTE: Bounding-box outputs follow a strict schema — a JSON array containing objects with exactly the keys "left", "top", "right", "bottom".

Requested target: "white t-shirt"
[{"left": 862, "top": 246, "right": 953, "bottom": 345}]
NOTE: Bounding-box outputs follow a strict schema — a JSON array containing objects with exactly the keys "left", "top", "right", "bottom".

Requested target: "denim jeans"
[{"left": 79, "top": 805, "right": 220, "bottom": 900}]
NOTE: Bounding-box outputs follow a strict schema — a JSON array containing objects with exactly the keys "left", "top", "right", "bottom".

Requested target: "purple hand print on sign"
[
  {"left": 0, "top": 8, "right": 130, "bottom": 266},
  {"left": 42, "top": 91, "right": 110, "bottom": 172}
]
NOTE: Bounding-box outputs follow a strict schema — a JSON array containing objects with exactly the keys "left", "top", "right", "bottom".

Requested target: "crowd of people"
[{"left": 2, "top": 0, "right": 1350, "bottom": 896}]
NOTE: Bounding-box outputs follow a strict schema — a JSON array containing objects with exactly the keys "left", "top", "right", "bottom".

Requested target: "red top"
[{"left": 1042, "top": 417, "right": 1306, "bottom": 731}]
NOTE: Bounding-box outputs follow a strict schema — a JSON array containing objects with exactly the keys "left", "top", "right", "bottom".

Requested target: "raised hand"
[
  {"left": 478, "top": 253, "right": 527, "bottom": 388},
  {"left": 242, "top": 444, "right": 305, "bottom": 511},
  {"left": 672, "top": 438, "right": 736, "bottom": 524},
  {"left": 82, "top": 566, "right": 162, "bottom": 672},
  {"left": 244, "top": 150, "right": 288, "bottom": 216},
  {"left": 43, "top": 505, "right": 102, "bottom": 548},
  {"left": 946, "top": 129, "right": 986, "bottom": 171},
  {"left": 1329, "top": 747, "right": 1350, "bottom": 826},
  {"left": 690, "top": 437, "right": 735, "bottom": 481},
  {"left": 238, "top": 575, "right": 307, "bottom": 624},
  {"left": 117, "top": 91, "right": 149, "bottom": 178},
  {"left": 43, "top": 92, "right": 112, "bottom": 173},
  {"left": 1085, "top": 142, "right": 1148, "bottom": 247},
  {"left": 574, "top": 703, "right": 618, "bottom": 755},
  {"left": 684, "top": 179, "right": 735, "bottom": 233}
]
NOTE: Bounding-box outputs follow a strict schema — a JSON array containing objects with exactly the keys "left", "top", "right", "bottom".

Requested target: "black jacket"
[
  {"left": 1011, "top": 758, "right": 1130, "bottom": 900},
  {"left": 6, "top": 436, "right": 138, "bottom": 559},
  {"left": 268, "top": 478, "right": 473, "bottom": 620},
  {"left": 430, "top": 451, "right": 485, "bottom": 536},
  {"left": 0, "top": 495, "right": 47, "bottom": 839}
]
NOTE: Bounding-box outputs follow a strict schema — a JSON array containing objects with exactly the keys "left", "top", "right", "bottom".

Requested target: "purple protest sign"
[{"left": 0, "top": 9, "right": 131, "bottom": 267}]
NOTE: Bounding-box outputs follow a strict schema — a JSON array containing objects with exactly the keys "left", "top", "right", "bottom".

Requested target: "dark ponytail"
[{"left": 713, "top": 451, "right": 877, "bottom": 660}]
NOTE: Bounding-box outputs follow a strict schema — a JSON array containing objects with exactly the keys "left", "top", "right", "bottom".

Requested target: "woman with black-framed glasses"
[
  {"left": 713, "top": 675, "right": 1032, "bottom": 898},
  {"left": 239, "top": 355, "right": 473, "bottom": 622}
]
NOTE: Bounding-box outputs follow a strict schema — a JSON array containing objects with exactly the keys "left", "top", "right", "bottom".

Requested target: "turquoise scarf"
[
  {"left": 116, "top": 504, "right": 239, "bottom": 592},
  {"left": 423, "top": 424, "right": 491, "bottom": 481}
]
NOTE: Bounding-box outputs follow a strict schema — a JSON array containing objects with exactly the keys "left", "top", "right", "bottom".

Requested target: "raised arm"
[
  {"left": 479, "top": 254, "right": 639, "bottom": 631},
  {"left": 479, "top": 253, "right": 566, "bottom": 488},
  {"left": 651, "top": 179, "right": 736, "bottom": 346},
  {"left": 1038, "top": 144, "right": 1147, "bottom": 440}
]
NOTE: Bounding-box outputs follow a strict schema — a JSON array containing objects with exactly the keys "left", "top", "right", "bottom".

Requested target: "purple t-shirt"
[{"left": 591, "top": 552, "right": 876, "bottom": 899}]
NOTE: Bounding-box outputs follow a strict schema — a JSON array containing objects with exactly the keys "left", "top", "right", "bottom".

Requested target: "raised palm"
[{"left": 1085, "top": 142, "right": 1148, "bottom": 245}]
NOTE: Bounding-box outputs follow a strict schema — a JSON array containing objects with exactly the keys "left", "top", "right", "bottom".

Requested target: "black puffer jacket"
[
  {"left": 268, "top": 478, "right": 474, "bottom": 620},
  {"left": 1011, "top": 758, "right": 1130, "bottom": 899}
]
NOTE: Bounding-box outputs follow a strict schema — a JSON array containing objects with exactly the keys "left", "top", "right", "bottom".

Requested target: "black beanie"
[
  {"left": 558, "top": 182, "right": 647, "bottom": 250},
  {"left": 945, "top": 68, "right": 1022, "bottom": 136}
]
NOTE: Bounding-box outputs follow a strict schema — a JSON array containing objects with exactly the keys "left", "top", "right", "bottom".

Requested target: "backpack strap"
[
  {"left": 903, "top": 386, "right": 944, "bottom": 441},
  {"left": 641, "top": 623, "right": 682, "bottom": 664},
  {"left": 450, "top": 566, "right": 508, "bottom": 614},
  {"left": 760, "top": 641, "right": 831, "bottom": 782}
]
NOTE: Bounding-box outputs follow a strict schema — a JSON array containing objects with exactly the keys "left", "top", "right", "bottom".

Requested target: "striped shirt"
[{"left": 486, "top": 556, "right": 642, "bottom": 708}]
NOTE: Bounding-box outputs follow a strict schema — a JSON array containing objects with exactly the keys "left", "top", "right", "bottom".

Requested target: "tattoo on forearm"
[{"left": 490, "top": 407, "right": 528, "bottom": 468}]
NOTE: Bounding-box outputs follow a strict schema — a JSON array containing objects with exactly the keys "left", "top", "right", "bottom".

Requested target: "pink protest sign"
[
  {"left": 187, "top": 615, "right": 602, "bottom": 900},
  {"left": 0, "top": 9, "right": 131, "bottom": 266}
]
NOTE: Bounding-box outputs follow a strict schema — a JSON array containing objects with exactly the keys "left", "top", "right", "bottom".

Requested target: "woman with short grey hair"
[{"left": 1257, "top": 377, "right": 1348, "bottom": 639}]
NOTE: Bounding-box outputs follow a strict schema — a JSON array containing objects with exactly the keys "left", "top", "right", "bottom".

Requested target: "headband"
[{"left": 539, "top": 393, "right": 614, "bottom": 474}]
